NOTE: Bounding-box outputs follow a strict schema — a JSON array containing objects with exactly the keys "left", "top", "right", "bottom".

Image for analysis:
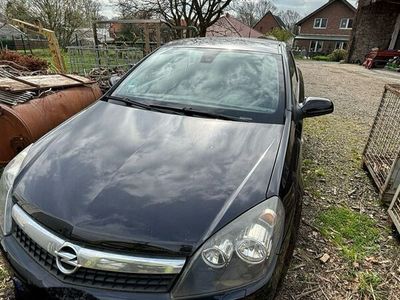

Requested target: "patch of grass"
[
  {"left": 303, "top": 115, "right": 366, "bottom": 170},
  {"left": 317, "top": 206, "right": 380, "bottom": 261},
  {"left": 351, "top": 148, "right": 362, "bottom": 164},
  {"left": 312, "top": 55, "right": 330, "bottom": 61},
  {"left": 0, "top": 265, "right": 8, "bottom": 282},
  {"left": 302, "top": 157, "right": 328, "bottom": 198},
  {"left": 358, "top": 271, "right": 382, "bottom": 299},
  {"left": 17, "top": 48, "right": 69, "bottom": 72}
]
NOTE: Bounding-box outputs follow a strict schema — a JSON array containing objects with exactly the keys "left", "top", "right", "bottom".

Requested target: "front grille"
[{"left": 14, "top": 224, "right": 177, "bottom": 292}]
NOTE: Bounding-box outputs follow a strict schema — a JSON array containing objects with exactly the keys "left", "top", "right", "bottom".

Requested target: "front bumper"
[{"left": 1, "top": 235, "right": 276, "bottom": 300}]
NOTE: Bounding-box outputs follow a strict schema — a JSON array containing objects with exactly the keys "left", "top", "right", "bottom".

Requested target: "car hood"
[{"left": 14, "top": 101, "right": 284, "bottom": 256}]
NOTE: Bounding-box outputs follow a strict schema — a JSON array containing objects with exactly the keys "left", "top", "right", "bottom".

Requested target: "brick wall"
[
  {"left": 299, "top": 1, "right": 355, "bottom": 36},
  {"left": 254, "top": 13, "right": 281, "bottom": 34},
  {"left": 348, "top": 2, "right": 400, "bottom": 63}
]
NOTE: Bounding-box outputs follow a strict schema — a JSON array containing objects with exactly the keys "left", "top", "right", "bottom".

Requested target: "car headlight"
[
  {"left": 172, "top": 196, "right": 285, "bottom": 298},
  {"left": 0, "top": 144, "right": 32, "bottom": 237}
]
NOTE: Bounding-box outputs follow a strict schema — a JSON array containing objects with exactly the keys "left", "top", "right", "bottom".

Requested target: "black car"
[{"left": 0, "top": 38, "right": 333, "bottom": 300}]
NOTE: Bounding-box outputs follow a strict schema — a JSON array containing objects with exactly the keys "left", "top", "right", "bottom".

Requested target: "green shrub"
[
  {"left": 265, "top": 28, "right": 292, "bottom": 42},
  {"left": 328, "top": 49, "right": 348, "bottom": 62}
]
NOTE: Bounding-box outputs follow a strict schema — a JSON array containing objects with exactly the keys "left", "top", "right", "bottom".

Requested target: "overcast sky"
[
  {"left": 99, "top": 0, "right": 358, "bottom": 19},
  {"left": 273, "top": 0, "right": 357, "bottom": 15}
]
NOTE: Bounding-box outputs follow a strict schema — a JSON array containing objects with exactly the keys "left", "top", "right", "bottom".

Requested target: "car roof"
[{"left": 163, "top": 37, "right": 284, "bottom": 54}]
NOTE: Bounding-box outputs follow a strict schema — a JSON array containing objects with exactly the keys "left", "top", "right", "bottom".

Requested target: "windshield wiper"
[
  {"left": 106, "top": 95, "right": 185, "bottom": 116},
  {"left": 106, "top": 96, "right": 250, "bottom": 122},
  {"left": 149, "top": 104, "right": 250, "bottom": 122},
  {"left": 105, "top": 95, "right": 152, "bottom": 110}
]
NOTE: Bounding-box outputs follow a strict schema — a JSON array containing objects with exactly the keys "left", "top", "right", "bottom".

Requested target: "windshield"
[{"left": 112, "top": 47, "right": 285, "bottom": 124}]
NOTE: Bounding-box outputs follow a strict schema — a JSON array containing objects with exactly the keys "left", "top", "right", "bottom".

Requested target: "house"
[
  {"left": 294, "top": 0, "right": 356, "bottom": 54},
  {"left": 348, "top": 0, "right": 400, "bottom": 63},
  {"left": 253, "top": 11, "right": 287, "bottom": 35},
  {"left": 0, "top": 23, "right": 25, "bottom": 40},
  {"left": 207, "top": 13, "right": 263, "bottom": 38},
  {"left": 72, "top": 28, "right": 114, "bottom": 46}
]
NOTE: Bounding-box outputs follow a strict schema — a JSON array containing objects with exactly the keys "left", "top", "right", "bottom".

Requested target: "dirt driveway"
[{"left": 276, "top": 61, "right": 400, "bottom": 300}]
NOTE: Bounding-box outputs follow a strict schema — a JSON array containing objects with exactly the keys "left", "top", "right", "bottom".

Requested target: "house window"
[
  {"left": 340, "top": 18, "right": 353, "bottom": 29},
  {"left": 310, "top": 40, "right": 323, "bottom": 52},
  {"left": 314, "top": 18, "right": 328, "bottom": 29},
  {"left": 335, "top": 41, "right": 348, "bottom": 50}
]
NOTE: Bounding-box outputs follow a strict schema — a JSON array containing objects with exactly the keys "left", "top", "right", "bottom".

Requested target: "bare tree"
[
  {"left": 192, "top": 0, "right": 233, "bottom": 36},
  {"left": 278, "top": 9, "right": 302, "bottom": 32},
  {"left": 5, "top": 0, "right": 102, "bottom": 47},
  {"left": 117, "top": 0, "right": 154, "bottom": 19},
  {"left": 116, "top": 0, "right": 233, "bottom": 37},
  {"left": 230, "top": 0, "right": 277, "bottom": 27}
]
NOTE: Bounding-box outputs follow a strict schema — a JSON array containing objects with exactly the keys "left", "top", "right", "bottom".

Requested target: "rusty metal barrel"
[{"left": 0, "top": 84, "right": 102, "bottom": 165}]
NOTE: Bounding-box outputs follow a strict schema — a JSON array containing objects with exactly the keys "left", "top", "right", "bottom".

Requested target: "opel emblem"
[{"left": 55, "top": 243, "right": 80, "bottom": 275}]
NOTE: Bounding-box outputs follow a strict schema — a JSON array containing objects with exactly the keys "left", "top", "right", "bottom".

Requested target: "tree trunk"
[{"left": 199, "top": 26, "right": 207, "bottom": 37}]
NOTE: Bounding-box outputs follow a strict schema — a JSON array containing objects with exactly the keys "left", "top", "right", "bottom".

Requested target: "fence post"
[
  {"left": 143, "top": 24, "right": 150, "bottom": 55},
  {"left": 20, "top": 34, "right": 26, "bottom": 54},
  {"left": 12, "top": 35, "right": 17, "bottom": 51},
  {"left": 26, "top": 35, "right": 33, "bottom": 55}
]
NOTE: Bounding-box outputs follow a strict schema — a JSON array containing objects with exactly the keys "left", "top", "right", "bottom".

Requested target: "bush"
[
  {"left": 327, "top": 49, "right": 348, "bottom": 62},
  {"left": 265, "top": 28, "right": 293, "bottom": 42},
  {"left": 0, "top": 50, "right": 49, "bottom": 71}
]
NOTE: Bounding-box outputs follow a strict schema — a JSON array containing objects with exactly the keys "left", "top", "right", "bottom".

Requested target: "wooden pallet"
[{"left": 0, "top": 74, "right": 94, "bottom": 92}]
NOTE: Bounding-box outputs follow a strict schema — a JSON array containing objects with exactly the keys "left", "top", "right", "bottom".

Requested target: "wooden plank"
[
  {"left": 144, "top": 23, "right": 150, "bottom": 55},
  {"left": 0, "top": 74, "right": 94, "bottom": 92}
]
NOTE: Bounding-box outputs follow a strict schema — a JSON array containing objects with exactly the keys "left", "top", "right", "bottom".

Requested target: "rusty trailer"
[
  {"left": 0, "top": 74, "right": 102, "bottom": 165},
  {"left": 363, "top": 84, "right": 400, "bottom": 204}
]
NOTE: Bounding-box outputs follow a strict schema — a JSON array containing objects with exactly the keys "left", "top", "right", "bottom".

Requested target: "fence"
[
  {"left": 389, "top": 184, "right": 400, "bottom": 234},
  {"left": 67, "top": 45, "right": 143, "bottom": 74},
  {"left": 67, "top": 46, "right": 143, "bottom": 90},
  {"left": 363, "top": 84, "right": 400, "bottom": 203},
  {"left": 0, "top": 35, "right": 48, "bottom": 52}
]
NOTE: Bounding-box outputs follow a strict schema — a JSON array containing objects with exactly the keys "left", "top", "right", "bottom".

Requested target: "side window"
[{"left": 287, "top": 52, "right": 298, "bottom": 101}]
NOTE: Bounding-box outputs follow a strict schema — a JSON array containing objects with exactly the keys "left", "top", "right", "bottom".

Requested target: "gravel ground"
[{"left": 276, "top": 61, "right": 400, "bottom": 300}]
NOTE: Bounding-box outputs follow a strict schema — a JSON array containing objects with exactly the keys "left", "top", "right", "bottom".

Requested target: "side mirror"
[
  {"left": 109, "top": 75, "right": 122, "bottom": 87},
  {"left": 299, "top": 97, "right": 334, "bottom": 118}
]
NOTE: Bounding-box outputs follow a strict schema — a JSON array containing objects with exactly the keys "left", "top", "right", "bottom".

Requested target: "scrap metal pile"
[
  {"left": 0, "top": 63, "right": 102, "bottom": 165},
  {"left": 88, "top": 67, "right": 127, "bottom": 92}
]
